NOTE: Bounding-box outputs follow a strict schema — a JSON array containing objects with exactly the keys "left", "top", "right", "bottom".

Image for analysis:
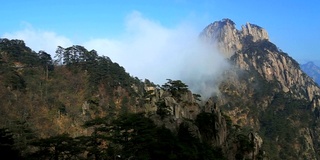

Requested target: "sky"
[{"left": 1, "top": 0, "right": 320, "bottom": 88}]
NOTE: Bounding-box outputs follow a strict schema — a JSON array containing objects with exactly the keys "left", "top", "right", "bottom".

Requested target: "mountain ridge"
[
  {"left": 200, "top": 18, "right": 269, "bottom": 58},
  {"left": 301, "top": 61, "right": 320, "bottom": 85}
]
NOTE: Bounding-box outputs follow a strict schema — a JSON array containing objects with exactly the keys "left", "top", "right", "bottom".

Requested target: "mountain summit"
[
  {"left": 201, "top": 19, "right": 320, "bottom": 101},
  {"left": 200, "top": 18, "right": 269, "bottom": 58},
  {"left": 301, "top": 61, "right": 320, "bottom": 85},
  {"left": 200, "top": 19, "right": 320, "bottom": 159}
]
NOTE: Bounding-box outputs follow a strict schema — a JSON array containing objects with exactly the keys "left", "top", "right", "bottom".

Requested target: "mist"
[
  {"left": 84, "top": 11, "right": 230, "bottom": 99},
  {"left": 3, "top": 11, "right": 230, "bottom": 100},
  {"left": 3, "top": 23, "right": 73, "bottom": 55}
]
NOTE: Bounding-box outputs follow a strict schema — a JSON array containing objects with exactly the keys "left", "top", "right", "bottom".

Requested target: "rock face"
[
  {"left": 203, "top": 99, "right": 228, "bottom": 146},
  {"left": 200, "top": 19, "right": 269, "bottom": 58},
  {"left": 143, "top": 81, "right": 265, "bottom": 159},
  {"left": 200, "top": 19, "right": 320, "bottom": 159},
  {"left": 232, "top": 49, "right": 320, "bottom": 101},
  {"left": 201, "top": 18, "right": 320, "bottom": 101},
  {"left": 241, "top": 22, "right": 269, "bottom": 42}
]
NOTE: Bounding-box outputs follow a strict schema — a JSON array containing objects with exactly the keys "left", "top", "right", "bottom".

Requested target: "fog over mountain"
[
  {"left": 4, "top": 11, "right": 230, "bottom": 99},
  {"left": 84, "top": 12, "right": 230, "bottom": 97},
  {"left": 3, "top": 17, "right": 320, "bottom": 159}
]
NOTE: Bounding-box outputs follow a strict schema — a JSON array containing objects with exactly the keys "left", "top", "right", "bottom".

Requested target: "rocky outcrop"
[
  {"left": 248, "top": 132, "right": 264, "bottom": 159},
  {"left": 143, "top": 81, "right": 266, "bottom": 159},
  {"left": 200, "top": 19, "right": 241, "bottom": 58},
  {"left": 200, "top": 19, "right": 269, "bottom": 58},
  {"left": 203, "top": 99, "right": 228, "bottom": 146},
  {"left": 241, "top": 22, "right": 269, "bottom": 42},
  {"left": 201, "top": 19, "right": 320, "bottom": 101},
  {"left": 200, "top": 19, "right": 320, "bottom": 159},
  {"left": 232, "top": 49, "right": 320, "bottom": 101}
]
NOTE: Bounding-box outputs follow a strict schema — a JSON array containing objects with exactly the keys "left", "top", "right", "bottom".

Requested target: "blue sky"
[{"left": 1, "top": 0, "right": 320, "bottom": 84}]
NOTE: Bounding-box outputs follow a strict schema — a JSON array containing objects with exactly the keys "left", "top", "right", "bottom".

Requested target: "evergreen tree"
[{"left": 0, "top": 128, "right": 21, "bottom": 159}]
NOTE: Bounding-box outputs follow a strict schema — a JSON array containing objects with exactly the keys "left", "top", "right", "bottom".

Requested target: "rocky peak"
[
  {"left": 241, "top": 22, "right": 269, "bottom": 42},
  {"left": 200, "top": 19, "right": 269, "bottom": 58},
  {"left": 201, "top": 19, "right": 320, "bottom": 101},
  {"left": 200, "top": 18, "right": 241, "bottom": 58},
  {"left": 301, "top": 61, "right": 320, "bottom": 85},
  {"left": 202, "top": 19, "right": 320, "bottom": 159},
  {"left": 302, "top": 61, "right": 316, "bottom": 68}
]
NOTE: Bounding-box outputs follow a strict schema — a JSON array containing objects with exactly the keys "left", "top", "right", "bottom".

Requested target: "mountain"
[
  {"left": 0, "top": 38, "right": 264, "bottom": 159},
  {"left": 1, "top": 19, "right": 320, "bottom": 159},
  {"left": 200, "top": 18, "right": 320, "bottom": 159},
  {"left": 301, "top": 61, "right": 320, "bottom": 85}
]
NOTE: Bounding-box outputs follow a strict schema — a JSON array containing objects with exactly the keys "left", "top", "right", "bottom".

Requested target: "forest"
[{"left": 0, "top": 39, "right": 260, "bottom": 159}]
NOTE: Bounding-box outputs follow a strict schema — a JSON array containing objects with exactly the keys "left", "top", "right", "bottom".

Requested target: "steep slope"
[
  {"left": 301, "top": 61, "right": 320, "bottom": 85},
  {"left": 200, "top": 19, "right": 320, "bottom": 159},
  {"left": 0, "top": 38, "right": 265, "bottom": 159}
]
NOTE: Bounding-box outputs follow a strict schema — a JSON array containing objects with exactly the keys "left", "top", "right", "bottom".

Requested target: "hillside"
[
  {"left": 1, "top": 19, "right": 320, "bottom": 160},
  {"left": 0, "top": 38, "right": 264, "bottom": 159}
]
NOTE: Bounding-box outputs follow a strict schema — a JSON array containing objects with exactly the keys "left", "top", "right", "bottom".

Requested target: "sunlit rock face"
[
  {"left": 200, "top": 19, "right": 269, "bottom": 58},
  {"left": 231, "top": 49, "right": 320, "bottom": 101},
  {"left": 200, "top": 18, "right": 319, "bottom": 101},
  {"left": 241, "top": 22, "right": 269, "bottom": 42},
  {"left": 200, "top": 19, "right": 320, "bottom": 159}
]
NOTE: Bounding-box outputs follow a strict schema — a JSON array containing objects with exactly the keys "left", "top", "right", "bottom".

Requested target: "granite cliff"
[
  {"left": 200, "top": 18, "right": 320, "bottom": 159},
  {"left": 200, "top": 18, "right": 269, "bottom": 58}
]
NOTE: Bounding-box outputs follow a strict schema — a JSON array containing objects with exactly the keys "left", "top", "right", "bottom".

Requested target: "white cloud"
[
  {"left": 2, "top": 11, "right": 229, "bottom": 99},
  {"left": 2, "top": 24, "right": 73, "bottom": 57},
  {"left": 84, "top": 11, "right": 190, "bottom": 83},
  {"left": 84, "top": 11, "right": 230, "bottom": 98}
]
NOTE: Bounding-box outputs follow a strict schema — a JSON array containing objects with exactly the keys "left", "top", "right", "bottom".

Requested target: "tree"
[
  {"left": 156, "top": 100, "right": 171, "bottom": 119},
  {"left": 149, "top": 126, "right": 179, "bottom": 160},
  {"left": 111, "top": 113, "right": 157, "bottom": 159},
  {"left": 14, "top": 122, "right": 33, "bottom": 151},
  {"left": 2, "top": 69, "right": 26, "bottom": 91},
  {"left": 38, "top": 51, "right": 54, "bottom": 78},
  {"left": 29, "top": 133, "right": 82, "bottom": 160},
  {"left": 162, "top": 79, "right": 189, "bottom": 100},
  {"left": 83, "top": 113, "right": 158, "bottom": 159},
  {"left": 54, "top": 45, "right": 98, "bottom": 66},
  {"left": 177, "top": 123, "right": 201, "bottom": 159},
  {"left": 0, "top": 128, "right": 21, "bottom": 159},
  {"left": 195, "top": 112, "right": 219, "bottom": 144}
]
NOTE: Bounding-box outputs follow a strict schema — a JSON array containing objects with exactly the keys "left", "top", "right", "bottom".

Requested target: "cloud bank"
[
  {"left": 2, "top": 11, "right": 229, "bottom": 99},
  {"left": 3, "top": 23, "right": 73, "bottom": 55}
]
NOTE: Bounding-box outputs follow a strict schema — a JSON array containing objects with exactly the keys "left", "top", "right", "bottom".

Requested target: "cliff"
[
  {"left": 200, "top": 19, "right": 320, "bottom": 159},
  {"left": 200, "top": 18, "right": 269, "bottom": 58}
]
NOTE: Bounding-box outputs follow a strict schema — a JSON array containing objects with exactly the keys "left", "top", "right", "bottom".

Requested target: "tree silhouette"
[
  {"left": 0, "top": 128, "right": 21, "bottom": 159},
  {"left": 162, "top": 79, "right": 189, "bottom": 100}
]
